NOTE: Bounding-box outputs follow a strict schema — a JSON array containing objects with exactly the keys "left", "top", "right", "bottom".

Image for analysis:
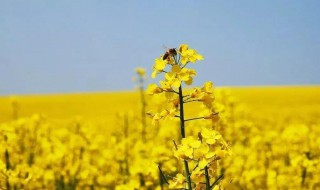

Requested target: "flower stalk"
[
  {"left": 178, "top": 85, "right": 193, "bottom": 189},
  {"left": 138, "top": 73, "right": 147, "bottom": 142},
  {"left": 205, "top": 166, "right": 210, "bottom": 190},
  {"left": 135, "top": 68, "right": 147, "bottom": 142}
]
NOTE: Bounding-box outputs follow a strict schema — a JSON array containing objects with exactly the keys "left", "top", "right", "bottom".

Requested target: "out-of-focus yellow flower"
[
  {"left": 202, "top": 81, "right": 214, "bottom": 93},
  {"left": 200, "top": 108, "right": 219, "bottom": 121},
  {"left": 159, "top": 80, "right": 172, "bottom": 91},
  {"left": 191, "top": 167, "right": 204, "bottom": 184},
  {"left": 215, "top": 149, "right": 228, "bottom": 159},
  {"left": 201, "top": 127, "right": 222, "bottom": 145},
  {"left": 198, "top": 158, "right": 210, "bottom": 169},
  {"left": 115, "top": 179, "right": 140, "bottom": 190},
  {"left": 160, "top": 108, "right": 177, "bottom": 120},
  {"left": 151, "top": 113, "right": 162, "bottom": 126},
  {"left": 146, "top": 84, "right": 163, "bottom": 95},
  {"left": 189, "top": 81, "right": 215, "bottom": 108},
  {"left": 135, "top": 67, "right": 146, "bottom": 77},
  {"left": 169, "top": 173, "right": 185, "bottom": 189},
  {"left": 174, "top": 143, "right": 194, "bottom": 160}
]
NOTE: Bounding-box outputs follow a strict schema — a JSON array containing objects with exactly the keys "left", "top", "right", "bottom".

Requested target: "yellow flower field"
[
  {"left": 1, "top": 86, "right": 319, "bottom": 190},
  {"left": 0, "top": 44, "right": 319, "bottom": 190}
]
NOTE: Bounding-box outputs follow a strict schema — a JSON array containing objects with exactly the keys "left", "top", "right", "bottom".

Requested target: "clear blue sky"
[{"left": 1, "top": 0, "right": 320, "bottom": 95}]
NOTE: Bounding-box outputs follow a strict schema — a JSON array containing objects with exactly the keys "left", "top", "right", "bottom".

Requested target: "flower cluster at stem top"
[{"left": 146, "top": 44, "right": 219, "bottom": 126}]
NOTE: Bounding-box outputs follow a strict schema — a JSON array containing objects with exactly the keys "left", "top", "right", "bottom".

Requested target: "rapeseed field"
[{"left": 1, "top": 44, "right": 319, "bottom": 190}]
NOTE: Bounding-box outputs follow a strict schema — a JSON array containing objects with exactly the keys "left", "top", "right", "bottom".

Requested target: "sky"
[{"left": 1, "top": 0, "right": 320, "bottom": 95}]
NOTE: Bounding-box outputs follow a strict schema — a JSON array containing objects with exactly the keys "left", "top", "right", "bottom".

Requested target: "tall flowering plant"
[{"left": 147, "top": 44, "right": 229, "bottom": 190}]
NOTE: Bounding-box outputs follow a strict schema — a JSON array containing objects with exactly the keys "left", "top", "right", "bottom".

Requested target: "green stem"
[
  {"left": 184, "top": 99, "right": 200, "bottom": 103},
  {"left": 158, "top": 164, "right": 169, "bottom": 186},
  {"left": 5, "top": 148, "right": 11, "bottom": 190},
  {"left": 5, "top": 149, "right": 11, "bottom": 170},
  {"left": 205, "top": 166, "right": 210, "bottom": 190},
  {"left": 210, "top": 173, "right": 224, "bottom": 189},
  {"left": 178, "top": 85, "right": 186, "bottom": 138},
  {"left": 184, "top": 117, "right": 205, "bottom": 122},
  {"left": 178, "top": 85, "right": 192, "bottom": 190},
  {"left": 183, "top": 160, "right": 192, "bottom": 190}
]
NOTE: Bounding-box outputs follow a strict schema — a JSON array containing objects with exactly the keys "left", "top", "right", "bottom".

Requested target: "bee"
[{"left": 163, "top": 47, "right": 177, "bottom": 60}]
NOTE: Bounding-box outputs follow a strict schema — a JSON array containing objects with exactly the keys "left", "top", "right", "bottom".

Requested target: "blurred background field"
[
  {"left": 1, "top": 86, "right": 320, "bottom": 189},
  {"left": 1, "top": 86, "right": 319, "bottom": 122}
]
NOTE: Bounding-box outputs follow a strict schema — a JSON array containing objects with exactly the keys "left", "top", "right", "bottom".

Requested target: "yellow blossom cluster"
[
  {"left": 146, "top": 44, "right": 228, "bottom": 190},
  {"left": 150, "top": 44, "right": 203, "bottom": 88}
]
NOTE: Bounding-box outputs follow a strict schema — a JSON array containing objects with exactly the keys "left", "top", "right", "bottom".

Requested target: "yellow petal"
[
  {"left": 151, "top": 70, "right": 157, "bottom": 78},
  {"left": 184, "top": 77, "right": 193, "bottom": 85},
  {"left": 171, "top": 65, "right": 181, "bottom": 73}
]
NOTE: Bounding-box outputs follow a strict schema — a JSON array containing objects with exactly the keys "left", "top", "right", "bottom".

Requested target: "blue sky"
[{"left": 1, "top": 0, "right": 320, "bottom": 95}]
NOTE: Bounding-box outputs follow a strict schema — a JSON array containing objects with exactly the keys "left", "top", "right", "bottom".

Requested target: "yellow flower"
[
  {"left": 169, "top": 173, "right": 185, "bottom": 189},
  {"left": 215, "top": 149, "right": 228, "bottom": 159},
  {"left": 189, "top": 82, "right": 214, "bottom": 107},
  {"left": 201, "top": 127, "right": 222, "bottom": 145},
  {"left": 174, "top": 143, "right": 194, "bottom": 160},
  {"left": 151, "top": 113, "right": 161, "bottom": 126},
  {"left": 182, "top": 136, "right": 202, "bottom": 148},
  {"left": 159, "top": 108, "right": 177, "bottom": 120},
  {"left": 178, "top": 44, "right": 204, "bottom": 65},
  {"left": 191, "top": 167, "right": 204, "bottom": 184},
  {"left": 212, "top": 185, "right": 220, "bottom": 190},
  {"left": 178, "top": 44, "right": 189, "bottom": 54},
  {"left": 198, "top": 158, "right": 210, "bottom": 169},
  {"left": 195, "top": 184, "right": 206, "bottom": 190},
  {"left": 135, "top": 67, "right": 146, "bottom": 77},
  {"left": 164, "top": 65, "right": 197, "bottom": 88},
  {"left": 159, "top": 80, "right": 172, "bottom": 91},
  {"left": 193, "top": 143, "right": 210, "bottom": 160},
  {"left": 190, "top": 87, "right": 201, "bottom": 98},
  {"left": 201, "top": 81, "right": 214, "bottom": 93},
  {"left": 200, "top": 108, "right": 219, "bottom": 121},
  {"left": 146, "top": 84, "right": 163, "bottom": 95},
  {"left": 174, "top": 137, "right": 202, "bottom": 160},
  {"left": 151, "top": 58, "right": 166, "bottom": 78}
]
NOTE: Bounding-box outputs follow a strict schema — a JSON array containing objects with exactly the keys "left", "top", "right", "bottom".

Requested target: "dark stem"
[
  {"left": 210, "top": 173, "right": 224, "bottom": 189},
  {"left": 184, "top": 100, "right": 200, "bottom": 103},
  {"left": 184, "top": 117, "right": 205, "bottom": 122},
  {"left": 167, "top": 89, "right": 179, "bottom": 94},
  {"left": 181, "top": 62, "right": 189, "bottom": 69},
  {"left": 5, "top": 148, "right": 11, "bottom": 190},
  {"left": 183, "top": 160, "right": 192, "bottom": 190},
  {"left": 173, "top": 140, "right": 178, "bottom": 150},
  {"left": 5, "top": 149, "right": 11, "bottom": 170},
  {"left": 178, "top": 85, "right": 186, "bottom": 138},
  {"left": 205, "top": 166, "right": 210, "bottom": 190},
  {"left": 158, "top": 164, "right": 169, "bottom": 185},
  {"left": 178, "top": 85, "right": 192, "bottom": 190}
]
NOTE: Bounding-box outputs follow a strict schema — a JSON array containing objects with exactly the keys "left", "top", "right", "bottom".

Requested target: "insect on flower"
[{"left": 163, "top": 47, "right": 177, "bottom": 60}]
